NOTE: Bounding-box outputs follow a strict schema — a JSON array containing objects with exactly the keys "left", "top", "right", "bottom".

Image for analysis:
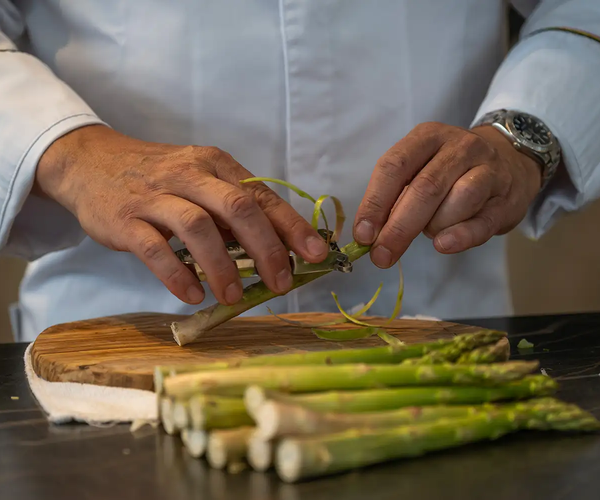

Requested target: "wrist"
[
  {"left": 472, "top": 125, "right": 543, "bottom": 197},
  {"left": 34, "top": 124, "right": 114, "bottom": 213}
]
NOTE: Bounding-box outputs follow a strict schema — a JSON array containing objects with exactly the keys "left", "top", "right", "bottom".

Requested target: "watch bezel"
[{"left": 504, "top": 110, "right": 556, "bottom": 154}]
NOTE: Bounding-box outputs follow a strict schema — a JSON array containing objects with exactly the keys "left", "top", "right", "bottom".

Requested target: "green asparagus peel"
[
  {"left": 163, "top": 360, "right": 539, "bottom": 399},
  {"left": 243, "top": 375, "right": 557, "bottom": 416},
  {"left": 239, "top": 176, "right": 331, "bottom": 235},
  {"left": 264, "top": 281, "right": 383, "bottom": 329},
  {"left": 188, "top": 394, "right": 254, "bottom": 430},
  {"left": 311, "top": 326, "right": 383, "bottom": 341},
  {"left": 518, "top": 338, "right": 535, "bottom": 350},
  {"left": 377, "top": 331, "right": 405, "bottom": 347},
  {"left": 275, "top": 398, "right": 600, "bottom": 483},
  {"left": 312, "top": 194, "right": 345, "bottom": 243}
]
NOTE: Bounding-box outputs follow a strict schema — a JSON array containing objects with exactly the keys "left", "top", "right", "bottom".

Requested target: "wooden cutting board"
[{"left": 30, "top": 312, "right": 485, "bottom": 391}]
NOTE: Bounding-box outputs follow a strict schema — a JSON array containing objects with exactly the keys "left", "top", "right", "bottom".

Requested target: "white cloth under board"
[{"left": 23, "top": 315, "right": 441, "bottom": 425}]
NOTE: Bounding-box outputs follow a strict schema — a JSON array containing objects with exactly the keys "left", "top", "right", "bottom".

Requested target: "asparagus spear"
[
  {"left": 275, "top": 398, "right": 600, "bottom": 483},
  {"left": 188, "top": 394, "right": 254, "bottom": 430},
  {"left": 244, "top": 375, "right": 556, "bottom": 417},
  {"left": 457, "top": 337, "right": 510, "bottom": 364},
  {"left": 171, "top": 241, "right": 370, "bottom": 345},
  {"left": 181, "top": 428, "right": 208, "bottom": 458},
  {"left": 402, "top": 331, "right": 508, "bottom": 365},
  {"left": 155, "top": 329, "right": 506, "bottom": 393},
  {"left": 206, "top": 426, "right": 255, "bottom": 470},
  {"left": 163, "top": 360, "right": 539, "bottom": 399},
  {"left": 255, "top": 400, "right": 494, "bottom": 440}
]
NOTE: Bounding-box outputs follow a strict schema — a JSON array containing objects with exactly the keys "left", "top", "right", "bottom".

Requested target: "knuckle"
[
  {"left": 262, "top": 244, "right": 288, "bottom": 267},
  {"left": 409, "top": 172, "right": 445, "bottom": 201},
  {"left": 459, "top": 132, "right": 484, "bottom": 152},
  {"left": 179, "top": 208, "right": 212, "bottom": 236},
  {"left": 253, "top": 185, "right": 283, "bottom": 210},
  {"left": 138, "top": 236, "right": 166, "bottom": 262},
  {"left": 222, "top": 191, "right": 258, "bottom": 220},
  {"left": 384, "top": 221, "right": 412, "bottom": 244},
  {"left": 201, "top": 145, "right": 226, "bottom": 163},
  {"left": 454, "top": 178, "right": 486, "bottom": 206},
  {"left": 414, "top": 121, "right": 443, "bottom": 135},
  {"left": 377, "top": 154, "right": 407, "bottom": 181},
  {"left": 362, "top": 195, "right": 387, "bottom": 215},
  {"left": 479, "top": 212, "right": 498, "bottom": 235},
  {"left": 287, "top": 214, "right": 310, "bottom": 234},
  {"left": 163, "top": 266, "right": 188, "bottom": 289}
]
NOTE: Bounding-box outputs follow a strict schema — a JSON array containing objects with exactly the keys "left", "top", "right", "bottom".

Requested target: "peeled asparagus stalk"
[
  {"left": 181, "top": 428, "right": 208, "bottom": 458},
  {"left": 255, "top": 400, "right": 494, "bottom": 440},
  {"left": 188, "top": 394, "right": 254, "bottom": 430},
  {"left": 171, "top": 241, "right": 370, "bottom": 345},
  {"left": 275, "top": 397, "right": 600, "bottom": 483},
  {"left": 247, "top": 430, "right": 275, "bottom": 472},
  {"left": 163, "top": 360, "right": 539, "bottom": 399},
  {"left": 244, "top": 375, "right": 556, "bottom": 417},
  {"left": 206, "top": 426, "right": 255, "bottom": 469}
]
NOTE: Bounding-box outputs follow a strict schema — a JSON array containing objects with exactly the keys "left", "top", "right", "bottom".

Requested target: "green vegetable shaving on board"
[
  {"left": 518, "top": 338, "right": 534, "bottom": 350},
  {"left": 311, "top": 327, "right": 383, "bottom": 342},
  {"left": 377, "top": 331, "right": 405, "bottom": 347}
]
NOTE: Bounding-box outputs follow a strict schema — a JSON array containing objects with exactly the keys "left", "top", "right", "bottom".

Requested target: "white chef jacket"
[{"left": 1, "top": 1, "right": 600, "bottom": 342}]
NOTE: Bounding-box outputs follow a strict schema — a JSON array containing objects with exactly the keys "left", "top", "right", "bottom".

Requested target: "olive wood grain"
[{"left": 31, "top": 313, "right": 486, "bottom": 391}]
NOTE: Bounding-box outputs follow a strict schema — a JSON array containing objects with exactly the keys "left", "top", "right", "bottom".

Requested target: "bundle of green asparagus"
[{"left": 155, "top": 329, "right": 600, "bottom": 481}]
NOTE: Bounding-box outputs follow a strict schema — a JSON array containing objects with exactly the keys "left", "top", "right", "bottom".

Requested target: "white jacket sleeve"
[
  {"left": 473, "top": 0, "right": 600, "bottom": 240},
  {"left": 0, "top": 1, "right": 107, "bottom": 260}
]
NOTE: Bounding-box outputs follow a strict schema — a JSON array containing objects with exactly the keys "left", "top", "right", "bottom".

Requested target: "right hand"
[{"left": 34, "top": 125, "right": 329, "bottom": 306}]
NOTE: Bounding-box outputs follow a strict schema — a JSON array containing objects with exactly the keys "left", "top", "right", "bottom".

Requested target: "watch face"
[{"left": 511, "top": 113, "right": 553, "bottom": 148}]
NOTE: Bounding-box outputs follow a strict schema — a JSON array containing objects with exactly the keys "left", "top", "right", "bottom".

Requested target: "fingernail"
[
  {"left": 305, "top": 235, "right": 328, "bottom": 258},
  {"left": 372, "top": 246, "right": 393, "bottom": 268},
  {"left": 437, "top": 233, "right": 457, "bottom": 251},
  {"left": 225, "top": 282, "right": 242, "bottom": 304},
  {"left": 186, "top": 285, "right": 205, "bottom": 304},
  {"left": 355, "top": 220, "right": 375, "bottom": 244},
  {"left": 276, "top": 268, "right": 293, "bottom": 293}
]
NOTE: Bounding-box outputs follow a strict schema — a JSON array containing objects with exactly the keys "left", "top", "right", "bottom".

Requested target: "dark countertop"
[{"left": 2, "top": 313, "right": 600, "bottom": 500}]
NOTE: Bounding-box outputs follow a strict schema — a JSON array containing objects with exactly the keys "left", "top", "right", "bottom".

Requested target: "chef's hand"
[
  {"left": 353, "top": 122, "right": 542, "bottom": 268},
  {"left": 35, "top": 125, "right": 329, "bottom": 305}
]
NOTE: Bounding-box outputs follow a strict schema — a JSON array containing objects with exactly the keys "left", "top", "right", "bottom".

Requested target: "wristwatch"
[{"left": 473, "top": 109, "right": 561, "bottom": 190}]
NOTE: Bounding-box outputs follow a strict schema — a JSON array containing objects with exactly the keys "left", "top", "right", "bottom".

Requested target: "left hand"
[{"left": 353, "top": 122, "right": 543, "bottom": 268}]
